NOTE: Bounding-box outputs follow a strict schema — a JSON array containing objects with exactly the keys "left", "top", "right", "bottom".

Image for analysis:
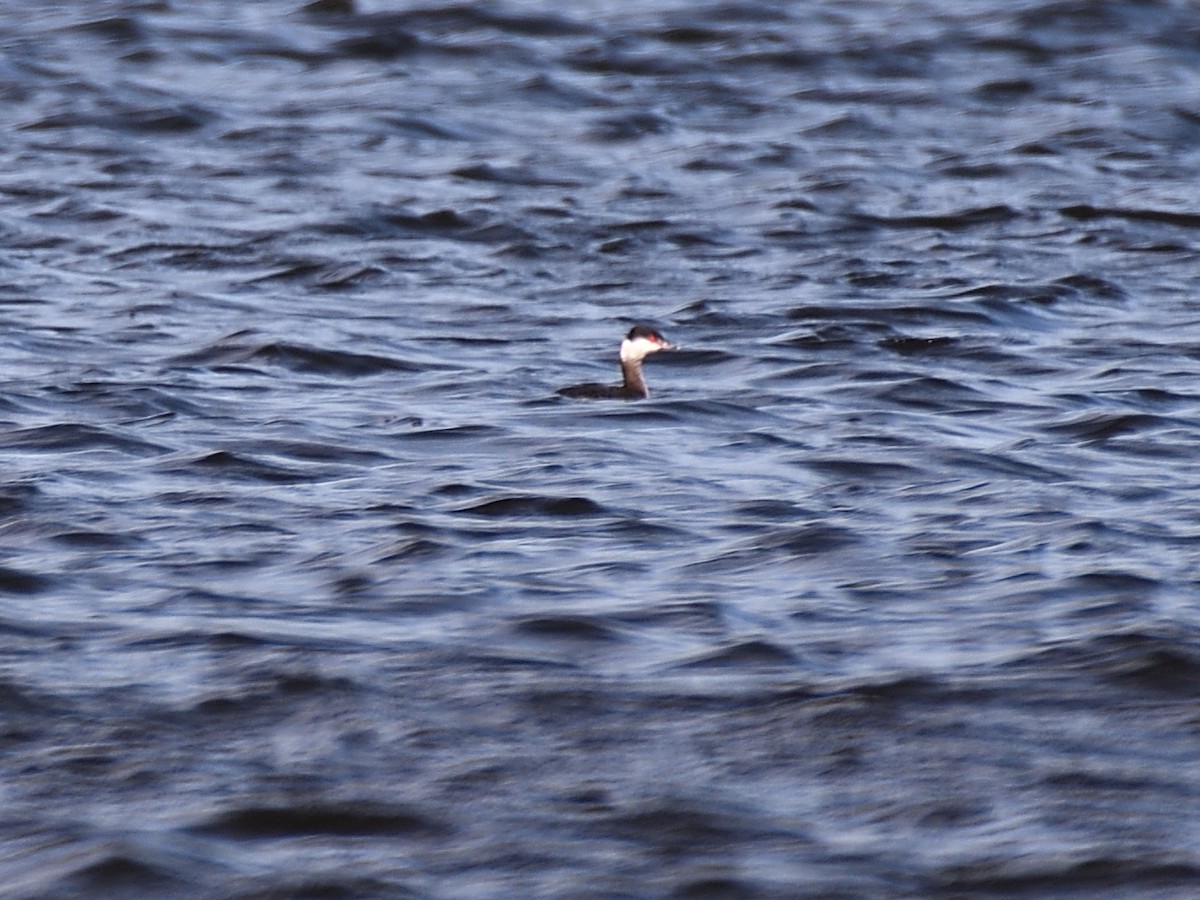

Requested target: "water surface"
[{"left": 3, "top": 1, "right": 1200, "bottom": 896}]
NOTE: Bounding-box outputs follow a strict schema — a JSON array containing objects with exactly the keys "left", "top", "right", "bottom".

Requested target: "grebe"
[{"left": 558, "top": 325, "right": 675, "bottom": 400}]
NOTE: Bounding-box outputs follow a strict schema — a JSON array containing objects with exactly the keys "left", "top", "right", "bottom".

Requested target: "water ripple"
[{"left": 3, "top": 0, "right": 1200, "bottom": 896}]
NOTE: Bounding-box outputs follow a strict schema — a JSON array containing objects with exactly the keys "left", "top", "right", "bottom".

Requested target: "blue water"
[{"left": 3, "top": 1, "right": 1200, "bottom": 896}]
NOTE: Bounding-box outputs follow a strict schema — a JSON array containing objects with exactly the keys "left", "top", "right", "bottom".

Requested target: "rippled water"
[{"left": 4, "top": 0, "right": 1200, "bottom": 896}]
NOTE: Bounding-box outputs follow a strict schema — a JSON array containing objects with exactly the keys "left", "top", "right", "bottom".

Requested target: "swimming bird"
[{"left": 557, "top": 325, "right": 675, "bottom": 400}]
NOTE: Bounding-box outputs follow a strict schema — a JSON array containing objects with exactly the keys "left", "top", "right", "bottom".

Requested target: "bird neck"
[{"left": 621, "top": 358, "right": 649, "bottom": 398}]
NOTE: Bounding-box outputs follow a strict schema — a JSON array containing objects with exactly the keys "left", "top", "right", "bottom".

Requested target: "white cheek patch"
[{"left": 620, "top": 336, "right": 662, "bottom": 362}]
